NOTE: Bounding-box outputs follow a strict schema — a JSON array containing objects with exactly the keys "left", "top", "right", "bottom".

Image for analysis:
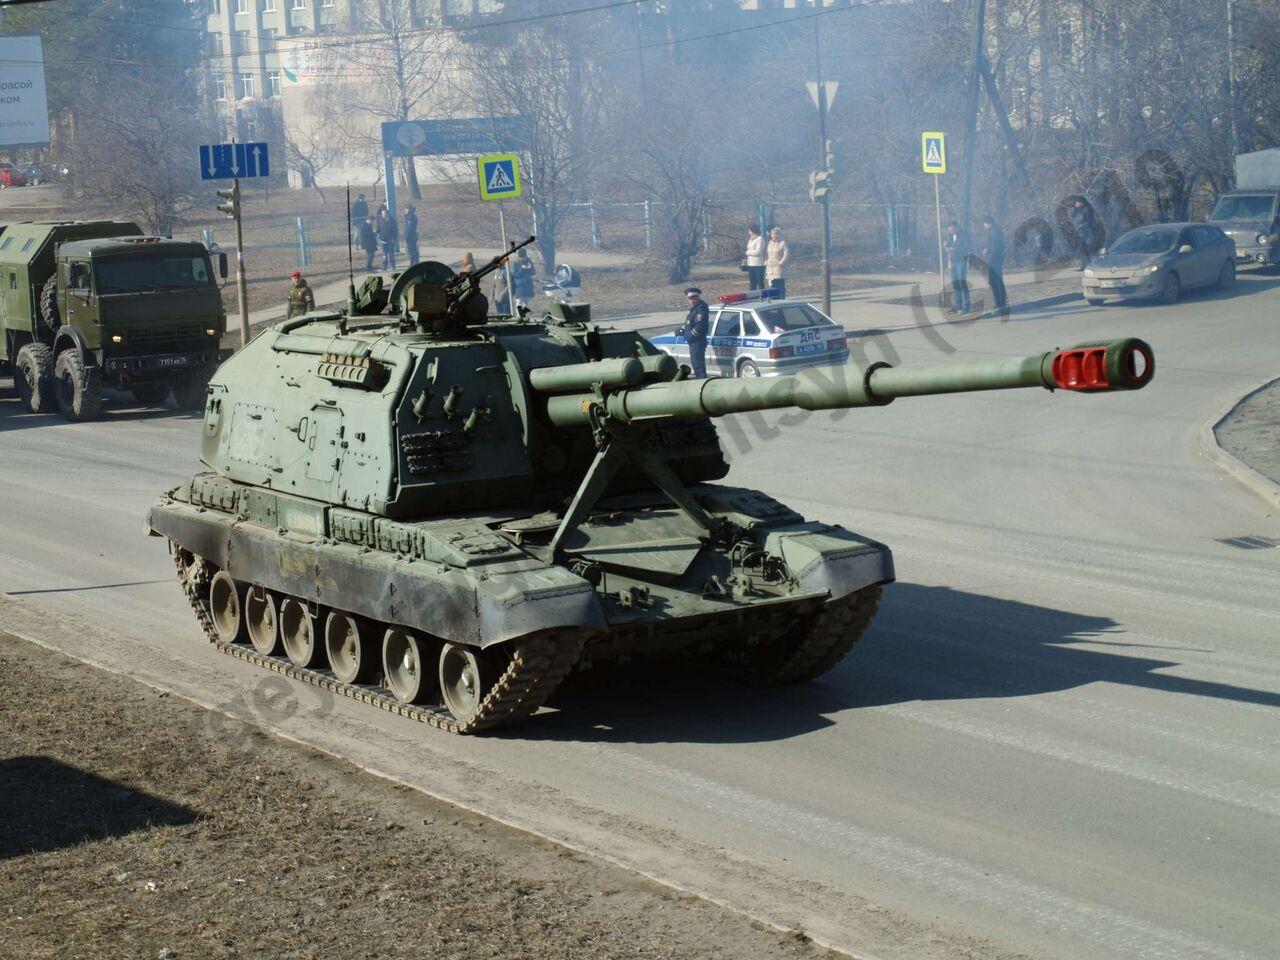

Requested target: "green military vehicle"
[
  {"left": 0, "top": 220, "right": 231, "bottom": 420},
  {"left": 148, "top": 240, "right": 1156, "bottom": 734}
]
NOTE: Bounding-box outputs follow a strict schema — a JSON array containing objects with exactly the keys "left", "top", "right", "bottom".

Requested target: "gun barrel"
[{"left": 543, "top": 338, "right": 1153, "bottom": 428}]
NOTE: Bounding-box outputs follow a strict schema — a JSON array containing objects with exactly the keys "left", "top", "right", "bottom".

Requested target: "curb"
[{"left": 1198, "top": 377, "right": 1280, "bottom": 510}]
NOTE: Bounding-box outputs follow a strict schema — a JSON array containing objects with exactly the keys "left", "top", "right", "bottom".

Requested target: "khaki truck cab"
[{"left": 0, "top": 221, "right": 230, "bottom": 420}]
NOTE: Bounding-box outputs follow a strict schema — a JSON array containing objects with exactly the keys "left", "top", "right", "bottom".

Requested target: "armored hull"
[{"left": 149, "top": 257, "right": 1152, "bottom": 732}]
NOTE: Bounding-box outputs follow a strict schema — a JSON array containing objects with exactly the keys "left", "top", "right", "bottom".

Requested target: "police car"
[{"left": 650, "top": 288, "right": 849, "bottom": 378}]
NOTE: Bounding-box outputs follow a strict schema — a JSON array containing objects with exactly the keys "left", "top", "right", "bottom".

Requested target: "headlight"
[
  {"left": 1083, "top": 268, "right": 1096, "bottom": 278},
  {"left": 111, "top": 334, "right": 124, "bottom": 343},
  {"left": 1146, "top": 264, "right": 1161, "bottom": 274},
  {"left": 1258, "top": 233, "right": 1269, "bottom": 245},
  {"left": 206, "top": 328, "right": 218, "bottom": 336}
]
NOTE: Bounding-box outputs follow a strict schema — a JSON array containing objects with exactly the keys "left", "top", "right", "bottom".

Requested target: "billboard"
[{"left": 0, "top": 35, "right": 50, "bottom": 148}]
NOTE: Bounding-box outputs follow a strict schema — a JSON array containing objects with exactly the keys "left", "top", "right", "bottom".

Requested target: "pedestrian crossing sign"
[
  {"left": 922, "top": 132, "right": 946, "bottom": 174},
  {"left": 477, "top": 153, "right": 521, "bottom": 201}
]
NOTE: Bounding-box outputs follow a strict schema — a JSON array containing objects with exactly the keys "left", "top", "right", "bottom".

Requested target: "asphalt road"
[{"left": 2, "top": 270, "right": 1278, "bottom": 960}]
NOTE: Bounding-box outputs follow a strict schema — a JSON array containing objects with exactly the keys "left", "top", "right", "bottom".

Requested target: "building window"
[
  {"left": 263, "top": 0, "right": 276, "bottom": 9},
  {"left": 321, "top": 0, "right": 334, "bottom": 6},
  {"left": 268, "top": 70, "right": 281, "bottom": 97},
  {"left": 210, "top": 0, "right": 221, "bottom": 13},
  {"left": 233, "top": 30, "right": 250, "bottom": 54},
  {"left": 238, "top": 72, "right": 255, "bottom": 98},
  {"left": 215, "top": 76, "right": 228, "bottom": 100},
  {"left": 262, "top": 27, "right": 277, "bottom": 50},
  {"left": 235, "top": 0, "right": 248, "bottom": 12},
  {"left": 292, "top": 0, "right": 305, "bottom": 8},
  {"left": 211, "top": 33, "right": 224, "bottom": 54}
]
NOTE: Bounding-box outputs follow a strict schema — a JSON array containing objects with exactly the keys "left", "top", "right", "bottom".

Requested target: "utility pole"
[
  {"left": 1227, "top": 0, "right": 1240, "bottom": 163},
  {"left": 216, "top": 180, "right": 249, "bottom": 348},
  {"left": 959, "top": 0, "right": 988, "bottom": 235},
  {"left": 814, "top": 16, "right": 832, "bottom": 316}
]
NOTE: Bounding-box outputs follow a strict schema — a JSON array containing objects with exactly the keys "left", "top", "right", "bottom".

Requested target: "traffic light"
[
  {"left": 824, "top": 138, "right": 836, "bottom": 172},
  {"left": 808, "top": 169, "right": 831, "bottom": 202},
  {"left": 216, "top": 184, "right": 240, "bottom": 219}
]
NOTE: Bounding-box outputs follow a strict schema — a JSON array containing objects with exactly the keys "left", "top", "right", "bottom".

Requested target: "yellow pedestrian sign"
[
  {"left": 922, "top": 132, "right": 946, "bottom": 174},
  {"left": 477, "top": 153, "right": 521, "bottom": 201}
]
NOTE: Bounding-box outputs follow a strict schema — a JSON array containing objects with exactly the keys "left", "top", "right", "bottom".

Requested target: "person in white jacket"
[
  {"left": 744, "top": 224, "right": 766, "bottom": 291},
  {"left": 765, "top": 226, "right": 789, "bottom": 298}
]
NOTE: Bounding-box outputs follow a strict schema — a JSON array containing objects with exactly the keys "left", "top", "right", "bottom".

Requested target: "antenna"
[{"left": 345, "top": 183, "right": 357, "bottom": 317}]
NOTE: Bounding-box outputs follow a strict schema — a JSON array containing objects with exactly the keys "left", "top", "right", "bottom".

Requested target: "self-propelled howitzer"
[{"left": 147, "top": 259, "right": 1154, "bottom": 733}]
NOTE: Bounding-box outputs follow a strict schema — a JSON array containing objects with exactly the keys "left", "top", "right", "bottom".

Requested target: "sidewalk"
[{"left": 1207, "top": 377, "right": 1280, "bottom": 508}]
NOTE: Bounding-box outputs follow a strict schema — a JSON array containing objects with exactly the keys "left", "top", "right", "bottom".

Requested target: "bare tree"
[{"left": 326, "top": 0, "right": 450, "bottom": 200}]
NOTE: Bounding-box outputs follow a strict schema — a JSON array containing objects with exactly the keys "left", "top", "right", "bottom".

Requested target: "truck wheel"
[
  {"left": 132, "top": 382, "right": 171, "bottom": 406},
  {"left": 53, "top": 350, "right": 103, "bottom": 421},
  {"left": 39, "top": 275, "right": 60, "bottom": 334},
  {"left": 15, "top": 343, "right": 55, "bottom": 413},
  {"left": 173, "top": 372, "right": 210, "bottom": 411}
]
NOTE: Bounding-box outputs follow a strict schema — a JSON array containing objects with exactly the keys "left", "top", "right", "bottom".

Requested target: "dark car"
[{"left": 1083, "top": 223, "right": 1236, "bottom": 305}]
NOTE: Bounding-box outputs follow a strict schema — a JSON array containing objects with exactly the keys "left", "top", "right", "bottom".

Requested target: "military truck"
[{"left": 0, "top": 221, "right": 231, "bottom": 420}]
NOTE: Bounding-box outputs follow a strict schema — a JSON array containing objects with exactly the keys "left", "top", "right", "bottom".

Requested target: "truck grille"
[{"left": 120, "top": 324, "right": 210, "bottom": 347}]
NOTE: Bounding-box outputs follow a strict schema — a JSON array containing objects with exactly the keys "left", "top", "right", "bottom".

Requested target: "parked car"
[
  {"left": 650, "top": 289, "right": 849, "bottom": 378},
  {"left": 1082, "top": 223, "right": 1236, "bottom": 305},
  {"left": 0, "top": 163, "right": 29, "bottom": 188}
]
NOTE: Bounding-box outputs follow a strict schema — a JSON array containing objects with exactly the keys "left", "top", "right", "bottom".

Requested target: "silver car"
[
  {"left": 650, "top": 292, "right": 849, "bottom": 378},
  {"left": 1208, "top": 190, "right": 1280, "bottom": 267},
  {"left": 1083, "top": 223, "right": 1237, "bottom": 305}
]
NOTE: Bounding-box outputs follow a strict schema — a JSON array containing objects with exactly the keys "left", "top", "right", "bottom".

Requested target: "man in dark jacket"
[
  {"left": 358, "top": 216, "right": 378, "bottom": 272},
  {"left": 403, "top": 205, "right": 419, "bottom": 265},
  {"left": 679, "top": 287, "right": 710, "bottom": 379},
  {"left": 943, "top": 221, "right": 971, "bottom": 314},
  {"left": 980, "top": 213, "right": 1007, "bottom": 313},
  {"left": 1071, "top": 198, "right": 1094, "bottom": 270},
  {"left": 377, "top": 209, "right": 398, "bottom": 270},
  {"left": 350, "top": 192, "right": 369, "bottom": 225},
  {"left": 512, "top": 248, "right": 536, "bottom": 309}
]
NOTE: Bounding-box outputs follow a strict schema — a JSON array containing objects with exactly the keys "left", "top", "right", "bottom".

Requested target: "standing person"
[
  {"left": 359, "top": 216, "right": 378, "bottom": 273},
  {"left": 285, "top": 270, "right": 315, "bottom": 318},
  {"left": 1071, "top": 197, "right": 1094, "bottom": 270},
  {"left": 459, "top": 251, "right": 475, "bottom": 274},
  {"left": 377, "top": 208, "right": 398, "bottom": 271},
  {"left": 403, "top": 205, "right": 419, "bottom": 266},
  {"left": 980, "top": 213, "right": 1007, "bottom": 314},
  {"left": 765, "top": 226, "right": 790, "bottom": 298},
  {"left": 512, "top": 248, "right": 537, "bottom": 309},
  {"left": 350, "top": 192, "right": 369, "bottom": 226},
  {"left": 679, "top": 287, "right": 710, "bottom": 379},
  {"left": 744, "top": 224, "right": 766, "bottom": 291},
  {"left": 943, "top": 220, "right": 971, "bottom": 314},
  {"left": 491, "top": 270, "right": 511, "bottom": 315}
]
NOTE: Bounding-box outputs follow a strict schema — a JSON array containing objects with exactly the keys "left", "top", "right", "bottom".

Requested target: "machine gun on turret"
[
  {"left": 444, "top": 234, "right": 536, "bottom": 318},
  {"left": 387, "top": 235, "right": 537, "bottom": 334}
]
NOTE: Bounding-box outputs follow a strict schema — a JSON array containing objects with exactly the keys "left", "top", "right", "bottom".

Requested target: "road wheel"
[
  {"left": 1217, "top": 260, "right": 1236, "bottom": 290},
  {"left": 208, "top": 571, "right": 246, "bottom": 644},
  {"left": 39, "top": 275, "right": 60, "bottom": 334},
  {"left": 131, "top": 382, "right": 171, "bottom": 406},
  {"left": 173, "top": 371, "right": 210, "bottom": 411},
  {"left": 53, "top": 350, "right": 102, "bottom": 421},
  {"left": 325, "top": 611, "right": 374, "bottom": 684},
  {"left": 280, "top": 598, "right": 321, "bottom": 667},
  {"left": 245, "top": 587, "right": 281, "bottom": 656},
  {"left": 383, "top": 628, "right": 436, "bottom": 704},
  {"left": 439, "top": 642, "right": 497, "bottom": 725},
  {"left": 1158, "top": 272, "right": 1180, "bottom": 305},
  {"left": 15, "top": 343, "right": 55, "bottom": 413},
  {"left": 737, "top": 359, "right": 761, "bottom": 378}
]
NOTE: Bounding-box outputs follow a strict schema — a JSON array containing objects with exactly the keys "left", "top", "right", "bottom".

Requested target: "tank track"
[
  {"left": 730, "top": 585, "right": 882, "bottom": 684},
  {"left": 172, "top": 548, "right": 586, "bottom": 734}
]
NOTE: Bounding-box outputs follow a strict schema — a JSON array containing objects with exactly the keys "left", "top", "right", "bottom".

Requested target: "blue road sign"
[
  {"left": 199, "top": 142, "right": 270, "bottom": 180},
  {"left": 477, "top": 154, "right": 521, "bottom": 201},
  {"left": 381, "top": 117, "right": 528, "bottom": 157}
]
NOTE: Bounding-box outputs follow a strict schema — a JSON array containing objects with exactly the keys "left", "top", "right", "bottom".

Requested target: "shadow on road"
[
  {"left": 0, "top": 756, "right": 199, "bottom": 860},
  {"left": 516, "top": 582, "right": 1280, "bottom": 745},
  {"left": 0, "top": 386, "right": 202, "bottom": 433}
]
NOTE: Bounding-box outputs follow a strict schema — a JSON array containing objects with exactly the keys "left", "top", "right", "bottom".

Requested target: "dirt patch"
[
  {"left": 1216, "top": 378, "right": 1280, "bottom": 487},
  {"left": 0, "top": 635, "right": 842, "bottom": 960}
]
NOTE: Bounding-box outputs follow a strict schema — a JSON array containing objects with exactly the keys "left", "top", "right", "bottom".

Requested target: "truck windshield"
[
  {"left": 754, "top": 303, "right": 833, "bottom": 333},
  {"left": 1209, "top": 194, "right": 1277, "bottom": 221},
  {"left": 95, "top": 255, "right": 214, "bottom": 294}
]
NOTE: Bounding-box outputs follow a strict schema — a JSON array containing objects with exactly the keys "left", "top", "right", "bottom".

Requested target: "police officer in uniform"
[
  {"left": 679, "top": 287, "right": 709, "bottom": 379},
  {"left": 286, "top": 270, "right": 315, "bottom": 318}
]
